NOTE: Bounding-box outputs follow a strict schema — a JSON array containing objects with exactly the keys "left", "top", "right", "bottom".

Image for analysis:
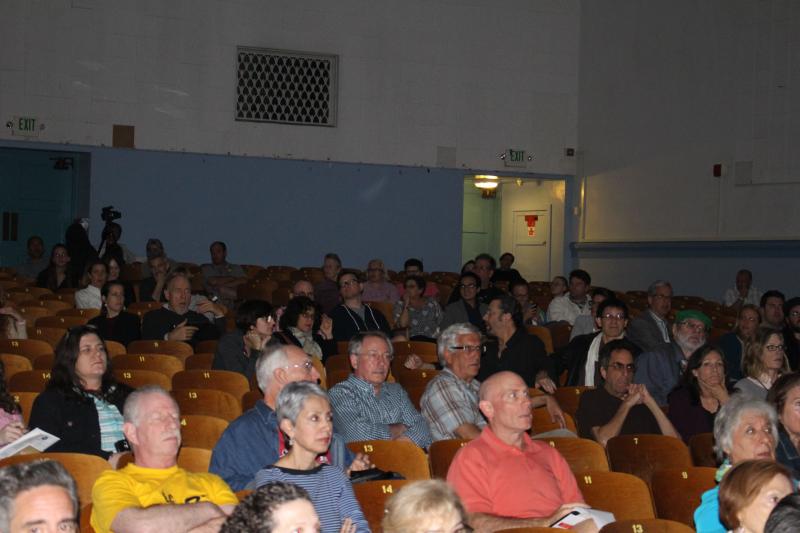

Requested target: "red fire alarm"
[{"left": 713, "top": 163, "right": 724, "bottom": 178}]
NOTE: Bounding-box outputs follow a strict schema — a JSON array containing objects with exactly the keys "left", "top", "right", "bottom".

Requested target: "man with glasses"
[
  {"left": 447, "top": 371, "right": 590, "bottom": 531},
  {"left": 440, "top": 272, "right": 487, "bottom": 332},
  {"left": 635, "top": 309, "right": 711, "bottom": 406},
  {"left": 328, "top": 331, "right": 432, "bottom": 448},
  {"left": 627, "top": 280, "right": 674, "bottom": 352},
  {"left": 330, "top": 271, "right": 393, "bottom": 341},
  {"left": 576, "top": 339, "right": 679, "bottom": 447},
  {"left": 210, "top": 345, "right": 369, "bottom": 490},
  {"left": 782, "top": 297, "right": 800, "bottom": 370},
  {"left": 473, "top": 253, "right": 504, "bottom": 305},
  {"left": 562, "top": 298, "right": 641, "bottom": 387}
]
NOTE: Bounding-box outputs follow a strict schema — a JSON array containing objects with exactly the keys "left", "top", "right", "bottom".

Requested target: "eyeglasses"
[
  {"left": 607, "top": 362, "right": 636, "bottom": 373},
  {"left": 301, "top": 312, "right": 316, "bottom": 320},
  {"left": 284, "top": 360, "right": 314, "bottom": 372},
  {"left": 340, "top": 279, "right": 359, "bottom": 288},
  {"left": 790, "top": 311, "right": 800, "bottom": 318},
  {"left": 459, "top": 283, "right": 477, "bottom": 290},
  {"left": 358, "top": 350, "right": 393, "bottom": 362},
  {"left": 766, "top": 344, "right": 786, "bottom": 352},
  {"left": 449, "top": 345, "right": 483, "bottom": 353},
  {"left": 679, "top": 321, "right": 708, "bottom": 333},
  {"left": 601, "top": 313, "right": 626, "bottom": 320}
]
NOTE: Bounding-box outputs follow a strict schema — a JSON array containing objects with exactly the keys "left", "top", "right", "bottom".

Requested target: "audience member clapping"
[
  {"left": 382, "top": 480, "right": 469, "bottom": 533},
  {"left": 767, "top": 372, "right": 800, "bottom": 479},
  {"left": 220, "top": 482, "right": 321, "bottom": 533},
  {"left": 88, "top": 281, "right": 142, "bottom": 347},
  {"left": 276, "top": 296, "right": 334, "bottom": 361},
  {"left": 74, "top": 259, "right": 107, "bottom": 309},
  {"left": 393, "top": 275, "right": 442, "bottom": 341},
  {"left": 735, "top": 327, "right": 790, "bottom": 400},
  {"left": 719, "top": 460, "right": 793, "bottom": 533}
]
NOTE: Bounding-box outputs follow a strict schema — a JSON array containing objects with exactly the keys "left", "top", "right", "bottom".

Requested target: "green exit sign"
[
  {"left": 11, "top": 116, "right": 40, "bottom": 137},
  {"left": 504, "top": 148, "right": 526, "bottom": 167}
]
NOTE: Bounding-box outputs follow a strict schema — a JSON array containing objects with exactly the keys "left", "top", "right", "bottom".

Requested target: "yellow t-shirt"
[{"left": 90, "top": 463, "right": 238, "bottom": 533}]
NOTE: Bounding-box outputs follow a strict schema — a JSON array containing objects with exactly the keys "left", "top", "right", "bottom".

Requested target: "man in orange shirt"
[{"left": 447, "top": 371, "right": 596, "bottom": 532}]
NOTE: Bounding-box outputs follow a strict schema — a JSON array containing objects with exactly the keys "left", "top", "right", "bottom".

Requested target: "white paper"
[
  {"left": 0, "top": 428, "right": 60, "bottom": 459},
  {"left": 551, "top": 508, "right": 616, "bottom": 529}
]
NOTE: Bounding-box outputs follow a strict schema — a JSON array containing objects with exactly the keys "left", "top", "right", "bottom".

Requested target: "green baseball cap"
[{"left": 675, "top": 309, "right": 711, "bottom": 329}]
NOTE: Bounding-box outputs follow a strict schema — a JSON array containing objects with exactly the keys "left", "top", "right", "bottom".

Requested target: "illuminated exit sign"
[
  {"left": 504, "top": 148, "right": 526, "bottom": 168},
  {"left": 11, "top": 116, "right": 40, "bottom": 137}
]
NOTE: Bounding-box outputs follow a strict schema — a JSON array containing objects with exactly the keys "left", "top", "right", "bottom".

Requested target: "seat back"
[
  {"left": 1, "top": 353, "right": 33, "bottom": 380},
  {"left": 391, "top": 341, "right": 438, "bottom": 363},
  {"left": 0, "top": 452, "right": 111, "bottom": 505},
  {"left": 352, "top": 480, "right": 411, "bottom": 533},
  {"left": 364, "top": 301, "right": 394, "bottom": 329},
  {"left": 428, "top": 439, "right": 469, "bottom": 479},
  {"left": 598, "top": 519, "right": 694, "bottom": 532},
  {"left": 606, "top": 434, "right": 692, "bottom": 485},
  {"left": 12, "top": 391, "right": 38, "bottom": 425},
  {"left": 113, "top": 369, "right": 172, "bottom": 390},
  {"left": 526, "top": 326, "right": 554, "bottom": 354},
  {"left": 184, "top": 353, "right": 215, "bottom": 370},
  {"left": 104, "top": 340, "right": 126, "bottom": 357},
  {"left": 242, "top": 390, "right": 263, "bottom": 412},
  {"left": 35, "top": 315, "right": 89, "bottom": 328},
  {"left": 17, "top": 306, "right": 52, "bottom": 323},
  {"left": 171, "top": 388, "right": 242, "bottom": 421},
  {"left": 180, "top": 414, "right": 229, "bottom": 449},
  {"left": 553, "top": 386, "right": 594, "bottom": 417},
  {"left": 172, "top": 369, "right": 250, "bottom": 401},
  {"left": 32, "top": 353, "right": 54, "bottom": 370},
  {"left": 8, "top": 370, "right": 51, "bottom": 393},
  {"left": 546, "top": 322, "right": 573, "bottom": 350},
  {"left": 0, "top": 338, "right": 54, "bottom": 358},
  {"left": 128, "top": 339, "right": 193, "bottom": 358},
  {"left": 535, "top": 437, "right": 609, "bottom": 472},
  {"left": 126, "top": 301, "right": 162, "bottom": 320},
  {"left": 347, "top": 440, "right": 431, "bottom": 480},
  {"left": 650, "top": 466, "right": 717, "bottom": 526},
  {"left": 27, "top": 326, "right": 68, "bottom": 348},
  {"left": 57, "top": 308, "right": 101, "bottom": 320},
  {"left": 395, "top": 368, "right": 440, "bottom": 410},
  {"left": 576, "top": 470, "right": 656, "bottom": 521},
  {"left": 688, "top": 432, "right": 718, "bottom": 467},
  {"left": 531, "top": 407, "right": 577, "bottom": 434},
  {"left": 326, "top": 368, "right": 350, "bottom": 389},
  {"left": 113, "top": 354, "right": 184, "bottom": 378},
  {"left": 176, "top": 446, "right": 213, "bottom": 472},
  {"left": 325, "top": 353, "right": 352, "bottom": 374},
  {"left": 196, "top": 340, "right": 219, "bottom": 354}
]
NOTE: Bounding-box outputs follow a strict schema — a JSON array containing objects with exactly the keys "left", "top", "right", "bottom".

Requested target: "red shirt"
[{"left": 447, "top": 426, "right": 584, "bottom": 518}]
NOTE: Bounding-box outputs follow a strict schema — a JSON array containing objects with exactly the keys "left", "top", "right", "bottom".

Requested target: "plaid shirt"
[{"left": 421, "top": 368, "right": 484, "bottom": 442}]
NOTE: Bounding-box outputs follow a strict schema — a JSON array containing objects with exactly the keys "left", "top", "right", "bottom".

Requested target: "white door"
[{"left": 511, "top": 208, "right": 551, "bottom": 282}]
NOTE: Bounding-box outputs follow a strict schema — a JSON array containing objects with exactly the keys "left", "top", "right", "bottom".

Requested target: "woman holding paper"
[{"left": 0, "top": 360, "right": 25, "bottom": 445}]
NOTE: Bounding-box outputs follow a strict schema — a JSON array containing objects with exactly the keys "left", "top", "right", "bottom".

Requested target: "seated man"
[
  {"left": 473, "top": 254, "right": 504, "bottom": 306},
  {"left": 723, "top": 269, "right": 762, "bottom": 310},
  {"left": 547, "top": 269, "right": 593, "bottom": 325},
  {"left": 397, "top": 258, "right": 439, "bottom": 298},
  {"left": 210, "top": 344, "right": 366, "bottom": 490},
  {"left": 330, "top": 271, "right": 392, "bottom": 341},
  {"left": 478, "top": 294, "right": 555, "bottom": 390},
  {"left": 509, "top": 279, "right": 546, "bottom": 326},
  {"left": 562, "top": 298, "right": 640, "bottom": 387},
  {"left": 314, "top": 253, "right": 342, "bottom": 316},
  {"left": 447, "top": 371, "right": 592, "bottom": 531},
  {"left": 91, "top": 386, "right": 238, "bottom": 533},
  {"left": 201, "top": 241, "right": 247, "bottom": 307},
  {"left": 138, "top": 253, "right": 170, "bottom": 303},
  {"left": 576, "top": 339, "right": 679, "bottom": 446},
  {"left": 141, "top": 271, "right": 226, "bottom": 347},
  {"left": 422, "top": 323, "right": 564, "bottom": 442},
  {"left": 328, "top": 331, "right": 432, "bottom": 448},
  {"left": 626, "top": 280, "right": 673, "bottom": 352},
  {"left": 570, "top": 287, "right": 614, "bottom": 340},
  {"left": 761, "top": 290, "right": 787, "bottom": 329},
  {"left": 14, "top": 235, "right": 48, "bottom": 279},
  {"left": 0, "top": 459, "right": 79, "bottom": 533}
]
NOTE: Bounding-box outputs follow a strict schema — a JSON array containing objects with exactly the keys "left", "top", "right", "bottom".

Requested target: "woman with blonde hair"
[
  {"left": 382, "top": 480, "right": 469, "bottom": 533},
  {"left": 735, "top": 327, "right": 790, "bottom": 400}
]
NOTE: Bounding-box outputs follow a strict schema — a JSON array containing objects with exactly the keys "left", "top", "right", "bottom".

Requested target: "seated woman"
[
  {"left": 0, "top": 288, "right": 27, "bottom": 339},
  {"left": 104, "top": 256, "right": 136, "bottom": 308},
  {"left": 36, "top": 243, "right": 79, "bottom": 291},
  {"left": 88, "top": 281, "right": 141, "bottom": 347},
  {"left": 220, "top": 482, "right": 321, "bottom": 533},
  {"left": 393, "top": 275, "right": 442, "bottom": 341},
  {"left": 735, "top": 327, "right": 790, "bottom": 400},
  {"left": 767, "top": 373, "right": 800, "bottom": 479},
  {"left": 75, "top": 260, "right": 108, "bottom": 310},
  {"left": 254, "top": 382, "right": 369, "bottom": 533},
  {"left": 440, "top": 272, "right": 486, "bottom": 332},
  {"left": 276, "top": 296, "right": 335, "bottom": 362},
  {"left": 382, "top": 480, "right": 470, "bottom": 533},
  {"left": 29, "top": 325, "right": 132, "bottom": 462},
  {"left": 668, "top": 344, "right": 732, "bottom": 443},
  {"left": 718, "top": 460, "right": 793, "bottom": 533},
  {"left": 212, "top": 299, "right": 277, "bottom": 380},
  {"left": 361, "top": 259, "right": 399, "bottom": 303},
  {"left": 718, "top": 304, "right": 761, "bottom": 381},
  {"left": 0, "top": 359, "right": 26, "bottom": 446}
]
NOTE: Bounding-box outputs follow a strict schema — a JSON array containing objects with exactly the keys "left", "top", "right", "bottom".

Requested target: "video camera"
[{"left": 101, "top": 205, "right": 122, "bottom": 223}]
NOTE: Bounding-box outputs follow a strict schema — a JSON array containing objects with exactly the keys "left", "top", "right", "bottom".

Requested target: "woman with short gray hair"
[
  {"left": 694, "top": 394, "right": 780, "bottom": 533},
  {"left": 254, "top": 382, "right": 368, "bottom": 533}
]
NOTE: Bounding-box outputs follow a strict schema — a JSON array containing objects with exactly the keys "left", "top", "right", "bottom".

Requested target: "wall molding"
[{"left": 572, "top": 240, "right": 800, "bottom": 258}]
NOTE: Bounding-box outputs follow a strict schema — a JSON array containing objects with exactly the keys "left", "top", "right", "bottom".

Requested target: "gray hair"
[
  {"left": 123, "top": 384, "right": 178, "bottom": 425},
  {"left": 348, "top": 331, "right": 393, "bottom": 358},
  {"left": 0, "top": 460, "right": 79, "bottom": 529},
  {"left": 275, "top": 381, "right": 329, "bottom": 427},
  {"left": 647, "top": 280, "right": 672, "bottom": 296},
  {"left": 437, "top": 323, "right": 482, "bottom": 366},
  {"left": 713, "top": 394, "right": 778, "bottom": 461},
  {"left": 255, "top": 344, "right": 293, "bottom": 392}
]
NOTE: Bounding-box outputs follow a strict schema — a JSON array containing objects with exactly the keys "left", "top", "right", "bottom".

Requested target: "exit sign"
[
  {"left": 504, "top": 148, "right": 526, "bottom": 167},
  {"left": 11, "top": 116, "right": 40, "bottom": 137}
]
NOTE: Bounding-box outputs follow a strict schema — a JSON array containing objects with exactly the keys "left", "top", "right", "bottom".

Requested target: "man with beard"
[{"left": 634, "top": 309, "right": 711, "bottom": 406}]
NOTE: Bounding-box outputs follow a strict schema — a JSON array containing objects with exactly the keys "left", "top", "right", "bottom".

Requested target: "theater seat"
[
  {"left": 180, "top": 414, "right": 229, "bottom": 449},
  {"left": 553, "top": 386, "right": 594, "bottom": 417},
  {"left": 599, "top": 519, "right": 694, "bottom": 532},
  {"left": 650, "top": 466, "right": 716, "bottom": 526},
  {"left": 113, "top": 354, "right": 184, "bottom": 378},
  {"left": 534, "top": 437, "right": 609, "bottom": 472},
  {"left": 688, "top": 432, "right": 718, "bottom": 467},
  {"left": 0, "top": 338, "right": 54, "bottom": 358},
  {"left": 128, "top": 340, "right": 193, "bottom": 359},
  {"left": 353, "top": 480, "right": 411, "bottom": 532},
  {"left": 576, "top": 471, "right": 656, "bottom": 521},
  {"left": 113, "top": 369, "right": 172, "bottom": 390},
  {"left": 347, "top": 440, "right": 431, "bottom": 480},
  {"left": 8, "top": 370, "right": 51, "bottom": 393},
  {"left": 171, "top": 388, "right": 242, "bottom": 421},
  {"left": 428, "top": 438, "right": 469, "bottom": 479},
  {"left": 606, "top": 434, "right": 692, "bottom": 485},
  {"left": 104, "top": 340, "right": 126, "bottom": 357},
  {"left": 0, "top": 353, "right": 33, "bottom": 380},
  {"left": 0, "top": 452, "right": 111, "bottom": 505},
  {"left": 172, "top": 370, "right": 250, "bottom": 401}
]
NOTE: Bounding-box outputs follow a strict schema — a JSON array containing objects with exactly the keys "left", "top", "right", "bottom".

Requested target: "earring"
[{"left": 288, "top": 436, "right": 294, "bottom": 447}]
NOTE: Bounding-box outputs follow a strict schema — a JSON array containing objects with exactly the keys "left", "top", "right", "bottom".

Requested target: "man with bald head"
[{"left": 447, "top": 371, "right": 594, "bottom": 532}]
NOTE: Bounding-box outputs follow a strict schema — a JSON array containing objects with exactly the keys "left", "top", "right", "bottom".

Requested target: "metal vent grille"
[{"left": 236, "top": 47, "right": 337, "bottom": 126}]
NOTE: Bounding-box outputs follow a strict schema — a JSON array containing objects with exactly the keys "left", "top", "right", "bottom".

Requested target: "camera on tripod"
[{"left": 101, "top": 206, "right": 122, "bottom": 223}]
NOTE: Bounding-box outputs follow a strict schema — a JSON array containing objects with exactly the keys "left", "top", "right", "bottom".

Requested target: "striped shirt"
[
  {"left": 91, "top": 395, "right": 125, "bottom": 453},
  {"left": 254, "top": 464, "right": 369, "bottom": 533}
]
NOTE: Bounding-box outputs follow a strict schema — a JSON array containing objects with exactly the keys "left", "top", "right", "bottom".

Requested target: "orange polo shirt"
[{"left": 447, "top": 426, "right": 583, "bottom": 519}]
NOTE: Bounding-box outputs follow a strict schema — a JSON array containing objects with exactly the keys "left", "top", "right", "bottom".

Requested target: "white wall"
[{"left": 0, "top": 0, "right": 579, "bottom": 174}]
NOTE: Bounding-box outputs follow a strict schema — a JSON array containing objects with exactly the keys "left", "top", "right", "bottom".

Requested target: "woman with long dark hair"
[
  {"left": 276, "top": 296, "right": 335, "bottom": 362},
  {"left": 36, "top": 243, "right": 79, "bottom": 291},
  {"left": 88, "top": 281, "right": 141, "bottom": 347}
]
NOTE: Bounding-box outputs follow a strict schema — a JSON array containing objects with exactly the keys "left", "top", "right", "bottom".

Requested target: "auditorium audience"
[
  {"left": 361, "top": 258, "right": 399, "bottom": 303},
  {"left": 473, "top": 254, "right": 503, "bottom": 305},
  {"left": 88, "top": 281, "right": 142, "bottom": 347},
  {"left": 724, "top": 269, "right": 763, "bottom": 311},
  {"left": 330, "top": 271, "right": 392, "bottom": 341},
  {"left": 328, "top": 331, "right": 432, "bottom": 448},
  {"left": 767, "top": 372, "right": 800, "bottom": 479},
  {"left": 91, "top": 386, "right": 238, "bottom": 533},
  {"left": 254, "top": 382, "right": 369, "bottom": 533},
  {"left": 104, "top": 255, "right": 136, "bottom": 306},
  {"left": 382, "top": 480, "right": 469, "bottom": 533},
  {"left": 397, "top": 258, "right": 439, "bottom": 298},
  {"left": 667, "top": 344, "right": 732, "bottom": 442},
  {"left": 550, "top": 275, "right": 568, "bottom": 297},
  {"left": 718, "top": 460, "right": 792, "bottom": 533},
  {"left": 74, "top": 259, "right": 107, "bottom": 309},
  {"left": 762, "top": 290, "right": 787, "bottom": 330},
  {"left": 36, "top": 243, "right": 79, "bottom": 291},
  {"left": 510, "top": 279, "right": 546, "bottom": 327},
  {"left": 547, "top": 269, "right": 592, "bottom": 325},
  {"left": 220, "top": 482, "right": 320, "bottom": 533},
  {"left": 0, "top": 459, "right": 79, "bottom": 533},
  {"left": 314, "top": 253, "right": 342, "bottom": 315},
  {"left": 0, "top": 288, "right": 27, "bottom": 339},
  {"left": 212, "top": 299, "right": 277, "bottom": 380},
  {"left": 626, "top": 279, "right": 674, "bottom": 351},
  {"left": 460, "top": 260, "right": 475, "bottom": 274},
  {"left": 735, "top": 327, "right": 790, "bottom": 400},
  {"left": 719, "top": 304, "right": 761, "bottom": 381},
  {"left": 0, "top": 359, "right": 25, "bottom": 446},
  {"left": 440, "top": 272, "right": 487, "bottom": 332},
  {"left": 577, "top": 339, "right": 679, "bottom": 446},
  {"left": 570, "top": 286, "right": 613, "bottom": 339},
  {"left": 276, "top": 296, "right": 335, "bottom": 361},
  {"left": 393, "top": 275, "right": 442, "bottom": 341},
  {"left": 202, "top": 241, "right": 247, "bottom": 308},
  {"left": 635, "top": 309, "right": 710, "bottom": 406},
  {"left": 783, "top": 297, "right": 800, "bottom": 370},
  {"left": 694, "top": 395, "right": 779, "bottom": 533},
  {"left": 14, "top": 235, "right": 48, "bottom": 279},
  {"left": 29, "top": 325, "right": 131, "bottom": 461}
]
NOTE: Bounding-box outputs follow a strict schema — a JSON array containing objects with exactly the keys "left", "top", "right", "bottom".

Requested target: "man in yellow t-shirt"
[{"left": 91, "top": 385, "right": 238, "bottom": 533}]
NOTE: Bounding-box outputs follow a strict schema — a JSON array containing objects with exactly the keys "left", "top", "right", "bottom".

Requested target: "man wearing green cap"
[{"left": 634, "top": 309, "right": 711, "bottom": 406}]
